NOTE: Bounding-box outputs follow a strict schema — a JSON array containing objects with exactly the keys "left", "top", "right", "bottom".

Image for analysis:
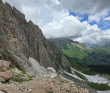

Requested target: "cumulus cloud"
[
  {"left": 60, "top": 0, "right": 110, "bottom": 23},
  {"left": 75, "top": 29, "right": 110, "bottom": 46},
  {"left": 104, "top": 17, "right": 110, "bottom": 21},
  {"left": 60, "top": 0, "right": 110, "bottom": 14},
  {"left": 88, "top": 14, "right": 101, "bottom": 23},
  {"left": 3, "top": 0, "right": 110, "bottom": 46},
  {"left": 42, "top": 17, "right": 100, "bottom": 39}
]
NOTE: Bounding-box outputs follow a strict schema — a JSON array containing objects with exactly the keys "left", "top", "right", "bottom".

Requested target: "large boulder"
[
  {"left": 0, "top": 60, "right": 13, "bottom": 82},
  {"left": 0, "top": 60, "right": 10, "bottom": 72},
  {"left": 47, "top": 67, "right": 57, "bottom": 78},
  {"left": 0, "top": 70, "right": 13, "bottom": 82}
]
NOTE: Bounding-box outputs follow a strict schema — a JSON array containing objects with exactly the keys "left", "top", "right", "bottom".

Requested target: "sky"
[{"left": 3, "top": 0, "right": 110, "bottom": 46}]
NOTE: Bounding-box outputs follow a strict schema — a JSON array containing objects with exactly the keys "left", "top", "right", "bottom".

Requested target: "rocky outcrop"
[
  {"left": 0, "top": 60, "right": 33, "bottom": 83},
  {"left": 0, "top": 76, "right": 89, "bottom": 93},
  {"left": 0, "top": 60, "right": 10, "bottom": 72},
  {"left": 0, "top": 70, "right": 13, "bottom": 82},
  {"left": 0, "top": 0, "right": 69, "bottom": 74},
  {"left": 0, "top": 60, "right": 13, "bottom": 82}
]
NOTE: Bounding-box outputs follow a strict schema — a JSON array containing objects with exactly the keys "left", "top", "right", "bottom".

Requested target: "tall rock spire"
[{"left": 0, "top": 0, "right": 69, "bottom": 75}]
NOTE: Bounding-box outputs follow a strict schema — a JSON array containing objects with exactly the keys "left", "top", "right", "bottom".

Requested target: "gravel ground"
[{"left": 0, "top": 76, "right": 89, "bottom": 93}]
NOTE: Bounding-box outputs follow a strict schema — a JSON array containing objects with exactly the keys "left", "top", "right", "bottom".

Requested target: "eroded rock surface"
[
  {"left": 0, "top": 60, "right": 13, "bottom": 82},
  {"left": 0, "top": 60, "right": 10, "bottom": 72},
  {"left": 0, "top": 76, "right": 89, "bottom": 93},
  {"left": 0, "top": 0, "right": 69, "bottom": 74}
]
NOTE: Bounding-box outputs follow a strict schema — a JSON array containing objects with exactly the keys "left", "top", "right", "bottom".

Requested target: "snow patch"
[
  {"left": 59, "top": 75, "right": 74, "bottom": 83},
  {"left": 29, "top": 57, "right": 47, "bottom": 75},
  {"left": 29, "top": 57, "right": 57, "bottom": 78},
  {"left": 64, "top": 71, "right": 83, "bottom": 81},
  {"left": 97, "top": 90, "right": 110, "bottom": 93},
  {"left": 0, "top": 91, "right": 5, "bottom": 93},
  {"left": 71, "top": 68, "right": 110, "bottom": 84},
  {"left": 67, "top": 44, "right": 71, "bottom": 49},
  {"left": 72, "top": 43, "right": 76, "bottom": 49}
]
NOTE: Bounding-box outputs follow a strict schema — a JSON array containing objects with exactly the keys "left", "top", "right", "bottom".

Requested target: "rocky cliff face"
[{"left": 0, "top": 0, "right": 69, "bottom": 74}]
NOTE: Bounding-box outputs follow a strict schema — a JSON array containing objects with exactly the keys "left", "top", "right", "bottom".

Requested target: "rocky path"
[{"left": 0, "top": 76, "right": 89, "bottom": 93}]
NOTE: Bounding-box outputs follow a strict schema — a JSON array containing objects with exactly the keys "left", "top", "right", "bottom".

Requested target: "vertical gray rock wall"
[{"left": 0, "top": 0, "right": 69, "bottom": 73}]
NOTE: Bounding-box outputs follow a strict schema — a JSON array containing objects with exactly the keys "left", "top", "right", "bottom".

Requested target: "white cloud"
[
  {"left": 42, "top": 15, "right": 84, "bottom": 38},
  {"left": 60, "top": 0, "right": 110, "bottom": 15},
  {"left": 51, "top": 0, "right": 60, "bottom": 5},
  {"left": 3, "top": 0, "right": 62, "bottom": 26},
  {"left": 88, "top": 14, "right": 101, "bottom": 23},
  {"left": 42, "top": 15, "right": 100, "bottom": 41},
  {"left": 60, "top": 0, "right": 110, "bottom": 23},
  {"left": 104, "top": 17, "right": 110, "bottom": 21},
  {"left": 75, "top": 29, "right": 110, "bottom": 46},
  {"left": 2, "top": 0, "right": 110, "bottom": 46},
  {"left": 76, "top": 16, "right": 83, "bottom": 20}
]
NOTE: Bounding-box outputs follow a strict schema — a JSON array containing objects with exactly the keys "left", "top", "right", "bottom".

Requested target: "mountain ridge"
[
  {"left": 50, "top": 38, "right": 92, "bottom": 59},
  {"left": 1, "top": 0, "right": 110, "bottom": 92},
  {"left": 0, "top": 0, "right": 69, "bottom": 75}
]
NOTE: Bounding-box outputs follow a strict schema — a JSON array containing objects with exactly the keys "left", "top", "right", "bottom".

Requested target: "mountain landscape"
[
  {"left": 93, "top": 45, "right": 110, "bottom": 54},
  {"left": 0, "top": 0, "right": 110, "bottom": 93},
  {"left": 51, "top": 38, "right": 110, "bottom": 92},
  {"left": 51, "top": 38, "right": 110, "bottom": 74},
  {"left": 0, "top": 0, "right": 69, "bottom": 74},
  {"left": 50, "top": 38, "right": 92, "bottom": 59}
]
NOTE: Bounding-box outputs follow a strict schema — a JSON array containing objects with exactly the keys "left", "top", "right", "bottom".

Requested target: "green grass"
[
  {"left": 13, "top": 73, "right": 32, "bottom": 83},
  {"left": 66, "top": 56, "right": 96, "bottom": 75},
  {"left": 88, "top": 82, "right": 110, "bottom": 91},
  {"left": 59, "top": 79, "right": 69, "bottom": 83},
  {"left": 74, "top": 71, "right": 87, "bottom": 81},
  {"left": 93, "top": 45, "right": 110, "bottom": 54},
  {"left": 55, "top": 41, "right": 90, "bottom": 59},
  {"left": 62, "top": 44, "right": 89, "bottom": 59},
  {"left": 10, "top": 68, "right": 33, "bottom": 83},
  {"left": 48, "top": 92, "right": 53, "bottom": 93}
]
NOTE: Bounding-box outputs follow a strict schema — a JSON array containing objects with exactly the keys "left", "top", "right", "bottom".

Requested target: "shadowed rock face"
[{"left": 0, "top": 0, "right": 69, "bottom": 73}]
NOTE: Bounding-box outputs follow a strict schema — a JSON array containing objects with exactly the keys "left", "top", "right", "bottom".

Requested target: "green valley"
[
  {"left": 51, "top": 38, "right": 91, "bottom": 59},
  {"left": 93, "top": 44, "right": 110, "bottom": 54},
  {"left": 51, "top": 38, "right": 110, "bottom": 75}
]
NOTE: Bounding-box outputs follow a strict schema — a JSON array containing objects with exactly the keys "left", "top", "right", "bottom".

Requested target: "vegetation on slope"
[
  {"left": 88, "top": 82, "right": 110, "bottom": 91},
  {"left": 92, "top": 45, "right": 110, "bottom": 54},
  {"left": 62, "top": 44, "right": 89, "bottom": 59},
  {"left": 52, "top": 38, "right": 110, "bottom": 75},
  {"left": 66, "top": 56, "right": 95, "bottom": 75},
  {"left": 81, "top": 52, "right": 110, "bottom": 74},
  {"left": 65, "top": 44, "right": 110, "bottom": 75},
  {"left": 52, "top": 38, "right": 91, "bottom": 59},
  {"left": 82, "top": 52, "right": 110, "bottom": 65}
]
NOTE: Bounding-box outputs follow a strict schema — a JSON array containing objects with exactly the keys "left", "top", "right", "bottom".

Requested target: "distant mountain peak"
[
  {"left": 50, "top": 38, "right": 91, "bottom": 50},
  {"left": 50, "top": 38, "right": 92, "bottom": 59}
]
